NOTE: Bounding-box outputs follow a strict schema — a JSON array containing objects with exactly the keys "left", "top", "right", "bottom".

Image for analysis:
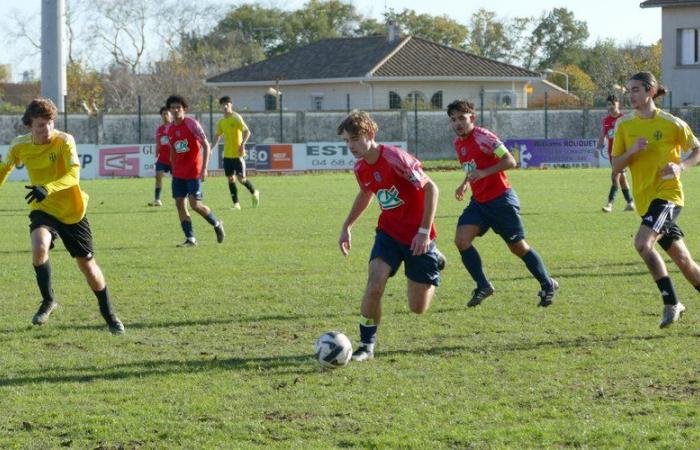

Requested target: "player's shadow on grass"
[{"left": 0, "top": 333, "right": 681, "bottom": 387}]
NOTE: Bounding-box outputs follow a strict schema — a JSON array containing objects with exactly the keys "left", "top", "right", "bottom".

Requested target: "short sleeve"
[{"left": 677, "top": 118, "right": 700, "bottom": 151}]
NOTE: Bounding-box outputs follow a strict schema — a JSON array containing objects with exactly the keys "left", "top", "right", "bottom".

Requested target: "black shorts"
[
  {"left": 29, "top": 210, "right": 94, "bottom": 259},
  {"left": 640, "top": 199, "right": 684, "bottom": 251},
  {"left": 223, "top": 157, "right": 246, "bottom": 178}
]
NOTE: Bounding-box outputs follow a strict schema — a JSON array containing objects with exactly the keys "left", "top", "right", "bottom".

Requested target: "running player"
[
  {"left": 337, "top": 111, "right": 445, "bottom": 362},
  {"left": 611, "top": 71, "right": 700, "bottom": 328},
  {"left": 148, "top": 106, "right": 172, "bottom": 206},
  {"left": 599, "top": 94, "right": 634, "bottom": 212},
  {"left": 211, "top": 96, "right": 259, "bottom": 210},
  {"left": 0, "top": 98, "right": 125, "bottom": 334},
  {"left": 447, "top": 99, "right": 558, "bottom": 308},
  {"left": 165, "top": 95, "right": 225, "bottom": 247}
]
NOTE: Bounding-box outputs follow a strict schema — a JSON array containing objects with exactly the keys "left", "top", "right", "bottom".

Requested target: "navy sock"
[
  {"left": 359, "top": 316, "right": 377, "bottom": 345},
  {"left": 94, "top": 287, "right": 115, "bottom": 321},
  {"left": 33, "top": 261, "right": 55, "bottom": 304},
  {"left": 228, "top": 182, "right": 239, "bottom": 204},
  {"left": 181, "top": 220, "right": 194, "bottom": 239},
  {"left": 655, "top": 276, "right": 678, "bottom": 305},
  {"left": 607, "top": 185, "right": 618, "bottom": 203},
  {"left": 521, "top": 249, "right": 552, "bottom": 289},
  {"left": 205, "top": 212, "right": 219, "bottom": 227},
  {"left": 622, "top": 188, "right": 633, "bottom": 203},
  {"left": 460, "top": 246, "right": 490, "bottom": 289},
  {"left": 155, "top": 187, "right": 161, "bottom": 201},
  {"left": 243, "top": 180, "right": 256, "bottom": 194}
]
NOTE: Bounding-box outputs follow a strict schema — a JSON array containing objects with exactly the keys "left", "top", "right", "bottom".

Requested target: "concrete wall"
[
  {"left": 2, "top": 108, "right": 698, "bottom": 160},
  {"left": 662, "top": 6, "right": 700, "bottom": 106}
]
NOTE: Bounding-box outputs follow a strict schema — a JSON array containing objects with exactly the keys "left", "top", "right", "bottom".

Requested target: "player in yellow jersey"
[
  {"left": 211, "top": 96, "right": 259, "bottom": 210},
  {"left": 0, "top": 98, "right": 125, "bottom": 334},
  {"left": 612, "top": 72, "right": 700, "bottom": 328}
]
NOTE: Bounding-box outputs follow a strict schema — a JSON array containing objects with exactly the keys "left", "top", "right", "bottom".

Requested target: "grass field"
[{"left": 0, "top": 168, "right": 698, "bottom": 449}]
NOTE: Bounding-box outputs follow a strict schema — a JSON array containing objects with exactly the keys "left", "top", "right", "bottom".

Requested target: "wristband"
[{"left": 418, "top": 227, "right": 430, "bottom": 235}]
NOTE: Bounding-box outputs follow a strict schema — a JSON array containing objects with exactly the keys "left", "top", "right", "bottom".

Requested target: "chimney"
[{"left": 387, "top": 20, "right": 399, "bottom": 43}]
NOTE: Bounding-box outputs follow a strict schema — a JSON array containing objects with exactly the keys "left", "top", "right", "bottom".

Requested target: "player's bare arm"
[
  {"left": 411, "top": 179, "right": 438, "bottom": 256},
  {"left": 339, "top": 189, "right": 373, "bottom": 256},
  {"left": 240, "top": 129, "right": 251, "bottom": 157},
  {"left": 201, "top": 139, "right": 211, "bottom": 180}
]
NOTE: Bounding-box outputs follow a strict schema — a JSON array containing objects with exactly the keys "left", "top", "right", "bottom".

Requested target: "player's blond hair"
[
  {"left": 22, "top": 97, "right": 57, "bottom": 127},
  {"left": 336, "top": 110, "right": 378, "bottom": 137}
]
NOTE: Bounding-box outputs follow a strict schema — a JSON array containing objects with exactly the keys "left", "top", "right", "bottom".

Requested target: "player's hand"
[
  {"left": 339, "top": 228, "right": 351, "bottom": 256},
  {"left": 630, "top": 137, "right": 648, "bottom": 154},
  {"left": 659, "top": 162, "right": 684, "bottom": 180},
  {"left": 410, "top": 232, "right": 430, "bottom": 256},
  {"left": 467, "top": 169, "right": 487, "bottom": 183},
  {"left": 200, "top": 168, "right": 208, "bottom": 180},
  {"left": 24, "top": 185, "right": 48, "bottom": 203},
  {"left": 454, "top": 183, "right": 468, "bottom": 201}
]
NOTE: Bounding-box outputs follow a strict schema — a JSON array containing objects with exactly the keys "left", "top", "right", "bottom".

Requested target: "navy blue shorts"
[
  {"left": 641, "top": 198, "right": 684, "bottom": 251},
  {"left": 457, "top": 189, "right": 525, "bottom": 244},
  {"left": 369, "top": 230, "right": 441, "bottom": 286},
  {"left": 172, "top": 177, "right": 203, "bottom": 200},
  {"left": 155, "top": 161, "right": 171, "bottom": 173}
]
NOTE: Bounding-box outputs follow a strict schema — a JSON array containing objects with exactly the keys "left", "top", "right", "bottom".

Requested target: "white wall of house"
[
  {"left": 662, "top": 5, "right": 700, "bottom": 106},
  {"left": 217, "top": 79, "right": 532, "bottom": 112}
]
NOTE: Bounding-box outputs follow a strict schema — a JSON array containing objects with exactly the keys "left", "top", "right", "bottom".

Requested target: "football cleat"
[
  {"left": 214, "top": 221, "right": 225, "bottom": 243},
  {"left": 537, "top": 278, "right": 560, "bottom": 307},
  {"left": 176, "top": 239, "right": 197, "bottom": 248},
  {"left": 32, "top": 300, "right": 58, "bottom": 325},
  {"left": 467, "top": 283, "right": 494, "bottom": 307},
  {"left": 252, "top": 190, "right": 260, "bottom": 208},
  {"left": 106, "top": 315, "right": 125, "bottom": 335},
  {"left": 232, "top": 203, "right": 241, "bottom": 210},
  {"left": 351, "top": 345, "right": 374, "bottom": 362},
  {"left": 659, "top": 302, "right": 685, "bottom": 328},
  {"left": 148, "top": 199, "right": 162, "bottom": 206},
  {"left": 624, "top": 202, "right": 635, "bottom": 211},
  {"left": 601, "top": 203, "right": 613, "bottom": 213}
]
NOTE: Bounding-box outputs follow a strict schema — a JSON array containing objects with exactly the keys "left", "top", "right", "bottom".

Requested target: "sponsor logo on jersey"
[
  {"left": 376, "top": 186, "right": 404, "bottom": 210},
  {"left": 160, "top": 135, "right": 170, "bottom": 145},
  {"left": 463, "top": 159, "right": 477, "bottom": 173},
  {"left": 174, "top": 140, "right": 190, "bottom": 153}
]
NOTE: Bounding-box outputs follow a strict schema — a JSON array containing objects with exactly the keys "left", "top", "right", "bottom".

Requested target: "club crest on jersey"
[
  {"left": 373, "top": 171, "right": 382, "bottom": 183},
  {"left": 174, "top": 140, "right": 190, "bottom": 153},
  {"left": 376, "top": 186, "right": 404, "bottom": 210},
  {"left": 653, "top": 130, "right": 663, "bottom": 141},
  {"left": 49, "top": 152, "right": 57, "bottom": 162},
  {"left": 463, "top": 159, "right": 477, "bottom": 173},
  {"left": 460, "top": 147, "right": 467, "bottom": 156}
]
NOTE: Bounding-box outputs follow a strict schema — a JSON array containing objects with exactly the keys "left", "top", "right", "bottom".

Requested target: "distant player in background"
[
  {"left": 337, "top": 111, "right": 445, "bottom": 362},
  {"left": 448, "top": 99, "right": 558, "bottom": 308},
  {"left": 0, "top": 98, "right": 124, "bottom": 334},
  {"left": 148, "top": 106, "right": 173, "bottom": 206},
  {"left": 166, "top": 95, "right": 225, "bottom": 247},
  {"left": 599, "top": 94, "right": 634, "bottom": 212},
  {"left": 612, "top": 71, "right": 700, "bottom": 328},
  {"left": 211, "top": 96, "right": 259, "bottom": 210}
]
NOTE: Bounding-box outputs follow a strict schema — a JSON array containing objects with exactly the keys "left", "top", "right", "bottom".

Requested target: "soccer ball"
[{"left": 314, "top": 331, "right": 353, "bottom": 368}]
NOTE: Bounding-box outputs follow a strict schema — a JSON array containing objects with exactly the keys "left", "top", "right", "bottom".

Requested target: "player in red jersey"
[
  {"left": 148, "top": 106, "right": 173, "bottom": 206},
  {"left": 598, "top": 94, "right": 634, "bottom": 212},
  {"left": 337, "top": 111, "right": 445, "bottom": 362},
  {"left": 448, "top": 99, "right": 558, "bottom": 307},
  {"left": 165, "top": 95, "right": 225, "bottom": 247}
]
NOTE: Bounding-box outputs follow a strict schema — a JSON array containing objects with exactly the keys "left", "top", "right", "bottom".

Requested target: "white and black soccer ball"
[{"left": 314, "top": 331, "right": 352, "bottom": 368}]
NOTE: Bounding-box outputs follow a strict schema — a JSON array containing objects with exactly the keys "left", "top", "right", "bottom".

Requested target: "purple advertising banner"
[{"left": 504, "top": 139, "right": 599, "bottom": 169}]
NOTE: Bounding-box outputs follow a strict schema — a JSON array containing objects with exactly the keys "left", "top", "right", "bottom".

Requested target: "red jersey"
[
  {"left": 354, "top": 145, "right": 436, "bottom": 246},
  {"left": 167, "top": 117, "right": 208, "bottom": 179},
  {"left": 155, "top": 123, "right": 171, "bottom": 164},
  {"left": 602, "top": 113, "right": 623, "bottom": 158},
  {"left": 454, "top": 127, "right": 511, "bottom": 203}
]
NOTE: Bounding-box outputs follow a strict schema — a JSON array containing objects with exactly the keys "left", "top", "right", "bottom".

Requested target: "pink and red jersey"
[
  {"left": 155, "top": 123, "right": 171, "bottom": 164},
  {"left": 167, "top": 117, "right": 208, "bottom": 179},
  {"left": 354, "top": 145, "right": 436, "bottom": 245},
  {"left": 602, "top": 113, "right": 623, "bottom": 158},
  {"left": 453, "top": 127, "right": 511, "bottom": 203}
]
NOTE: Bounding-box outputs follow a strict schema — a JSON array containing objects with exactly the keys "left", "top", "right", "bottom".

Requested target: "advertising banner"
[
  {"left": 300, "top": 142, "right": 408, "bottom": 171},
  {"left": 504, "top": 139, "right": 599, "bottom": 169}
]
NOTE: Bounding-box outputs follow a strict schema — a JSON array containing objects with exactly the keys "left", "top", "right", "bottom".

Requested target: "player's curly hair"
[
  {"left": 629, "top": 72, "right": 667, "bottom": 99},
  {"left": 165, "top": 95, "right": 188, "bottom": 109},
  {"left": 22, "top": 97, "right": 57, "bottom": 127},
  {"left": 605, "top": 94, "right": 618, "bottom": 103},
  {"left": 446, "top": 99, "right": 476, "bottom": 116},
  {"left": 336, "top": 110, "right": 378, "bottom": 136}
]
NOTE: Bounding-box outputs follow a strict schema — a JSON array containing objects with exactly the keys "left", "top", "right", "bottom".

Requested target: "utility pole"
[{"left": 41, "top": 0, "right": 67, "bottom": 112}]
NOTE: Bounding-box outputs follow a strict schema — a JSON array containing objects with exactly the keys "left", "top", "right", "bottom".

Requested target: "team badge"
[
  {"left": 49, "top": 152, "right": 57, "bottom": 162},
  {"left": 461, "top": 147, "right": 467, "bottom": 156},
  {"left": 653, "top": 130, "right": 663, "bottom": 141},
  {"left": 373, "top": 172, "right": 382, "bottom": 182},
  {"left": 376, "top": 186, "right": 404, "bottom": 210}
]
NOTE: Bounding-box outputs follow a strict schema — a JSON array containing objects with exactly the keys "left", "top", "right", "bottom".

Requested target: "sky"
[{"left": 0, "top": 0, "right": 661, "bottom": 82}]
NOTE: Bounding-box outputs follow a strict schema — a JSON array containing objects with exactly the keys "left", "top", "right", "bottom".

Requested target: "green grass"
[{"left": 0, "top": 168, "right": 698, "bottom": 449}]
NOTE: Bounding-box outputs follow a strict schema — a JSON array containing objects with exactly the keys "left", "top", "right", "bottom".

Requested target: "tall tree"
[
  {"left": 386, "top": 9, "right": 469, "bottom": 48},
  {"left": 525, "top": 8, "right": 589, "bottom": 70},
  {"left": 467, "top": 9, "right": 531, "bottom": 64}
]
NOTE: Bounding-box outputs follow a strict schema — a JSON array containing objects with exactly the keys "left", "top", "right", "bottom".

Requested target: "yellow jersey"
[
  {"left": 612, "top": 109, "right": 699, "bottom": 215},
  {"left": 215, "top": 113, "right": 249, "bottom": 158},
  {"left": 0, "top": 130, "right": 88, "bottom": 224}
]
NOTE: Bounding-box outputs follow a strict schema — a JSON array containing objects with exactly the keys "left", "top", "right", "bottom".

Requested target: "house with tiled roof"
[
  {"left": 206, "top": 32, "right": 542, "bottom": 111},
  {"left": 641, "top": 0, "right": 700, "bottom": 106}
]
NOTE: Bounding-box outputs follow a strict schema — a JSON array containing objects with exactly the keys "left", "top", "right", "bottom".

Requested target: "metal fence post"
[
  {"left": 414, "top": 99, "right": 418, "bottom": 157},
  {"left": 479, "top": 88, "right": 484, "bottom": 127},
  {"left": 209, "top": 95, "right": 214, "bottom": 140},
  {"left": 346, "top": 93, "right": 350, "bottom": 113},
  {"left": 279, "top": 94, "right": 284, "bottom": 142},
  {"left": 544, "top": 92, "right": 548, "bottom": 140},
  {"left": 137, "top": 95, "right": 142, "bottom": 144}
]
